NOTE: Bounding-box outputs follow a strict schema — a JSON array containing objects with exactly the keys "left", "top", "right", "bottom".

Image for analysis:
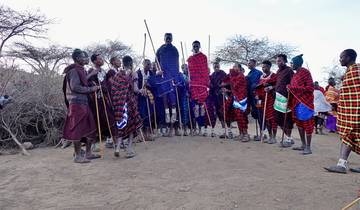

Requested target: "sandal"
[
  {"left": 74, "top": 156, "right": 91, "bottom": 164},
  {"left": 292, "top": 146, "right": 305, "bottom": 151},
  {"left": 86, "top": 153, "right": 101, "bottom": 159}
]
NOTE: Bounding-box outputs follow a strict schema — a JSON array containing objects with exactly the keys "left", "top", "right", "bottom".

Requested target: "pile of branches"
[{"left": 0, "top": 65, "right": 66, "bottom": 153}]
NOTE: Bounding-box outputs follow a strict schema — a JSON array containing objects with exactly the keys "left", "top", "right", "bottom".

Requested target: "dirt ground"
[{"left": 1, "top": 122, "right": 360, "bottom": 210}]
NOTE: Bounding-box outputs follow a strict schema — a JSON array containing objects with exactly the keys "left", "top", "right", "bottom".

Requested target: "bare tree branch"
[
  {"left": 7, "top": 42, "right": 71, "bottom": 76},
  {"left": 0, "top": 5, "right": 52, "bottom": 56},
  {"left": 215, "top": 35, "right": 296, "bottom": 65}
]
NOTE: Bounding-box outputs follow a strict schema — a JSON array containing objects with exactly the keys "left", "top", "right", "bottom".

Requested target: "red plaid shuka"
[
  {"left": 288, "top": 67, "right": 314, "bottom": 134},
  {"left": 255, "top": 73, "right": 277, "bottom": 129},
  {"left": 111, "top": 70, "right": 142, "bottom": 138},
  {"left": 222, "top": 69, "right": 248, "bottom": 132},
  {"left": 337, "top": 63, "right": 360, "bottom": 154},
  {"left": 188, "top": 52, "right": 210, "bottom": 104}
]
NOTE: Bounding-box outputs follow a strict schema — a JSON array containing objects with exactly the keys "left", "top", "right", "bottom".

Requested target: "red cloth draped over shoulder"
[
  {"left": 187, "top": 52, "right": 209, "bottom": 103},
  {"left": 229, "top": 69, "right": 247, "bottom": 100},
  {"left": 288, "top": 67, "right": 314, "bottom": 110}
]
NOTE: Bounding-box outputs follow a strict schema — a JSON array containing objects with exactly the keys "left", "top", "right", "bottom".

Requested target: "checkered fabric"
[{"left": 337, "top": 63, "right": 360, "bottom": 154}]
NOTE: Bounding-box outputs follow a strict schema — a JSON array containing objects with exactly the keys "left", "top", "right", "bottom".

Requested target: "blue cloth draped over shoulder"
[
  {"left": 246, "top": 68, "right": 263, "bottom": 118},
  {"left": 156, "top": 44, "right": 184, "bottom": 86}
]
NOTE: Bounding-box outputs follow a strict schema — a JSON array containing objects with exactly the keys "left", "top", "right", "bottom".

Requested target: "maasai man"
[
  {"left": 87, "top": 53, "right": 117, "bottom": 150},
  {"left": 179, "top": 63, "right": 192, "bottom": 136},
  {"left": 208, "top": 60, "right": 227, "bottom": 138},
  {"left": 325, "top": 77, "right": 339, "bottom": 133},
  {"left": 111, "top": 55, "right": 143, "bottom": 158},
  {"left": 274, "top": 54, "right": 294, "bottom": 147},
  {"left": 222, "top": 63, "right": 250, "bottom": 141},
  {"left": 135, "top": 59, "right": 155, "bottom": 141},
  {"left": 246, "top": 59, "right": 263, "bottom": 141},
  {"left": 325, "top": 49, "right": 360, "bottom": 173},
  {"left": 61, "top": 51, "right": 92, "bottom": 149},
  {"left": 187, "top": 40, "right": 210, "bottom": 136},
  {"left": 287, "top": 54, "right": 315, "bottom": 155},
  {"left": 254, "top": 60, "right": 277, "bottom": 144},
  {"left": 107, "top": 56, "right": 122, "bottom": 86},
  {"left": 62, "top": 49, "right": 100, "bottom": 163},
  {"left": 156, "top": 33, "right": 185, "bottom": 136},
  {"left": 147, "top": 62, "right": 167, "bottom": 135},
  {"left": 314, "top": 81, "right": 332, "bottom": 135}
]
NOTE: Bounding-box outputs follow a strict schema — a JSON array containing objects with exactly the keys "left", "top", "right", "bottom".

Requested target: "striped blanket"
[{"left": 337, "top": 63, "right": 360, "bottom": 154}]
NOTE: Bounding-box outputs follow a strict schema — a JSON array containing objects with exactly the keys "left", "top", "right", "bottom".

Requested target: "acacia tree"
[
  {"left": 85, "top": 39, "right": 137, "bottom": 67},
  {"left": 8, "top": 42, "right": 71, "bottom": 76},
  {"left": 0, "top": 5, "right": 51, "bottom": 57},
  {"left": 215, "top": 35, "right": 296, "bottom": 65}
]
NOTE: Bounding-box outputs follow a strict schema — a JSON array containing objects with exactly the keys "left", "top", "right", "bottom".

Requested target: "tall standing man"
[
  {"left": 62, "top": 49, "right": 100, "bottom": 163},
  {"left": 325, "top": 49, "right": 360, "bottom": 173},
  {"left": 246, "top": 59, "right": 263, "bottom": 140}
]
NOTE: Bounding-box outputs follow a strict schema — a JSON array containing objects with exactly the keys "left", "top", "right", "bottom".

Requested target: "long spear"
[
  {"left": 181, "top": 41, "right": 193, "bottom": 134},
  {"left": 142, "top": 33, "right": 154, "bottom": 135},
  {"left": 144, "top": 20, "right": 162, "bottom": 75}
]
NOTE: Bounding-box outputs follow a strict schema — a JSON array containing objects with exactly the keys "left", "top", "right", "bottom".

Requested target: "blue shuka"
[
  {"left": 156, "top": 43, "right": 184, "bottom": 86},
  {"left": 246, "top": 68, "right": 263, "bottom": 119},
  {"left": 136, "top": 69, "right": 154, "bottom": 128}
]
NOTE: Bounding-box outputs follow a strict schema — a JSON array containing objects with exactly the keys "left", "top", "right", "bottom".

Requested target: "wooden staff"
[
  {"left": 181, "top": 41, "right": 193, "bottom": 133},
  {"left": 204, "top": 102, "right": 213, "bottom": 131},
  {"left": 184, "top": 42, "right": 189, "bottom": 59},
  {"left": 139, "top": 129, "right": 147, "bottom": 145},
  {"left": 223, "top": 93, "right": 227, "bottom": 140},
  {"left": 146, "top": 95, "right": 153, "bottom": 134},
  {"left": 187, "top": 97, "right": 193, "bottom": 134},
  {"left": 208, "top": 35, "right": 211, "bottom": 66},
  {"left": 281, "top": 91, "right": 291, "bottom": 144},
  {"left": 180, "top": 42, "right": 186, "bottom": 65},
  {"left": 94, "top": 90, "right": 103, "bottom": 158},
  {"left": 153, "top": 102, "right": 158, "bottom": 131},
  {"left": 142, "top": 33, "right": 154, "bottom": 135},
  {"left": 261, "top": 92, "right": 268, "bottom": 143},
  {"left": 144, "top": 20, "right": 162, "bottom": 75},
  {"left": 342, "top": 197, "right": 360, "bottom": 210},
  {"left": 97, "top": 81, "right": 114, "bottom": 147},
  {"left": 174, "top": 81, "right": 184, "bottom": 138}
]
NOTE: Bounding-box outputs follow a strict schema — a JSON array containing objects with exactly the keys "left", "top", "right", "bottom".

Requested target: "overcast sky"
[{"left": 2, "top": 0, "right": 360, "bottom": 84}]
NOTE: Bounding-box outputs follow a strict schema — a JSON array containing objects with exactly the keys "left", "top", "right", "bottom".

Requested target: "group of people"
[{"left": 61, "top": 33, "right": 360, "bottom": 172}]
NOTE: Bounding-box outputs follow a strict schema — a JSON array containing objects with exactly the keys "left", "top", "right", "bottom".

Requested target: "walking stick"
[
  {"left": 261, "top": 92, "right": 268, "bottom": 143},
  {"left": 187, "top": 96, "right": 194, "bottom": 134},
  {"left": 208, "top": 35, "right": 211, "bottom": 66},
  {"left": 146, "top": 96, "right": 153, "bottom": 134},
  {"left": 223, "top": 93, "right": 227, "bottom": 140},
  {"left": 144, "top": 20, "right": 162, "bottom": 74},
  {"left": 142, "top": 32, "right": 154, "bottom": 135},
  {"left": 139, "top": 129, "right": 147, "bottom": 145},
  {"left": 255, "top": 115, "right": 259, "bottom": 140},
  {"left": 97, "top": 81, "right": 114, "bottom": 147},
  {"left": 174, "top": 81, "right": 184, "bottom": 138},
  {"left": 94, "top": 91, "right": 103, "bottom": 158},
  {"left": 153, "top": 102, "right": 158, "bottom": 132},
  {"left": 204, "top": 101, "right": 213, "bottom": 131},
  {"left": 281, "top": 91, "right": 291, "bottom": 144},
  {"left": 181, "top": 41, "right": 193, "bottom": 133},
  {"left": 341, "top": 197, "right": 360, "bottom": 210},
  {"left": 180, "top": 42, "right": 186, "bottom": 66}
]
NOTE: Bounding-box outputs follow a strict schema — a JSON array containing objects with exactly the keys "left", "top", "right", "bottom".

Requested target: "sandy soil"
[{"left": 1, "top": 122, "right": 360, "bottom": 210}]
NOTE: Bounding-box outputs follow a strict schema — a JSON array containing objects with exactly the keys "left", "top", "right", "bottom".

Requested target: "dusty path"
[{"left": 1, "top": 123, "right": 360, "bottom": 210}]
